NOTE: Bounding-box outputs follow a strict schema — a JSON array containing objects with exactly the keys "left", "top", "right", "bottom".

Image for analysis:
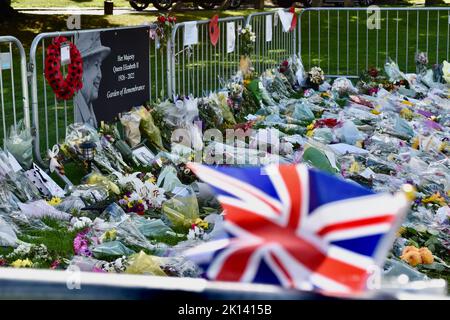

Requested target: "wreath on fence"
[{"left": 44, "top": 36, "right": 83, "bottom": 101}]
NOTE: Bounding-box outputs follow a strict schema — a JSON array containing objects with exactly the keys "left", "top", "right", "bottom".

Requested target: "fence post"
[
  {"left": 0, "top": 36, "right": 30, "bottom": 145},
  {"left": 166, "top": 34, "right": 173, "bottom": 99}
]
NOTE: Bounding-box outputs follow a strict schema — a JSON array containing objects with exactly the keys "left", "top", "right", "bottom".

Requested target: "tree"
[{"left": 0, "top": 0, "right": 17, "bottom": 19}]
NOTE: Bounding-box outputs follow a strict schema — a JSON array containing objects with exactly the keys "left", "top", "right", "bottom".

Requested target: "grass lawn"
[
  {"left": 11, "top": 0, "right": 131, "bottom": 8},
  {"left": 9, "top": 0, "right": 450, "bottom": 8},
  {"left": 1, "top": 6, "right": 449, "bottom": 161}
]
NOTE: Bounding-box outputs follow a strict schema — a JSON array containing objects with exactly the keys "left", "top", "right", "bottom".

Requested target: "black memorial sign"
[{"left": 74, "top": 27, "right": 150, "bottom": 125}]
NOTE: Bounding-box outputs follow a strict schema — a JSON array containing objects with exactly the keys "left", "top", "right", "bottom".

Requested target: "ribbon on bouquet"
[{"left": 48, "top": 144, "right": 65, "bottom": 175}]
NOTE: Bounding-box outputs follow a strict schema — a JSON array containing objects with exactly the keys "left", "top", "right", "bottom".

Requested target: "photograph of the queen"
[{"left": 74, "top": 32, "right": 111, "bottom": 128}]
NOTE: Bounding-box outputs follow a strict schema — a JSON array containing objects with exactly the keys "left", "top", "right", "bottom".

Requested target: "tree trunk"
[
  {"left": 254, "top": 0, "right": 264, "bottom": 9},
  {"left": 343, "top": 0, "right": 354, "bottom": 7}
]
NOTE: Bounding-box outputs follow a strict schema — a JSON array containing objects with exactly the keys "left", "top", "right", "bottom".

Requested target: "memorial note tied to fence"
[{"left": 74, "top": 27, "right": 150, "bottom": 126}]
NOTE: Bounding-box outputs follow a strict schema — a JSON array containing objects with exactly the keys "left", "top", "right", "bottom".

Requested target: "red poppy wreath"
[{"left": 44, "top": 36, "right": 83, "bottom": 101}]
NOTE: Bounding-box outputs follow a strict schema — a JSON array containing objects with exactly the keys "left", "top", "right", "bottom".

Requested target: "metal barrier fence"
[
  {"left": 0, "top": 36, "right": 30, "bottom": 147},
  {"left": 28, "top": 25, "right": 167, "bottom": 167},
  {"left": 22, "top": 7, "right": 450, "bottom": 166},
  {"left": 246, "top": 10, "right": 297, "bottom": 75},
  {"left": 169, "top": 16, "right": 246, "bottom": 98},
  {"left": 298, "top": 7, "right": 450, "bottom": 78}
]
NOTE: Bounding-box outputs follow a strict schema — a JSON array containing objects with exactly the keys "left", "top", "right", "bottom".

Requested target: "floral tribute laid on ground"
[{"left": 0, "top": 44, "right": 449, "bottom": 295}]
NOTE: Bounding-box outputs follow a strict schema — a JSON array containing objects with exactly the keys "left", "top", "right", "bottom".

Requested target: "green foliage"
[{"left": 17, "top": 218, "right": 78, "bottom": 261}]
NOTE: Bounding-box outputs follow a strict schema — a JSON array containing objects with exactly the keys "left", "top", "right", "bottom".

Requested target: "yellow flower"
[
  {"left": 422, "top": 192, "right": 447, "bottom": 207},
  {"left": 306, "top": 122, "right": 315, "bottom": 131},
  {"left": 11, "top": 259, "right": 33, "bottom": 268},
  {"left": 103, "top": 229, "right": 117, "bottom": 241},
  {"left": 355, "top": 141, "right": 363, "bottom": 148},
  {"left": 306, "top": 130, "right": 314, "bottom": 137},
  {"left": 411, "top": 137, "right": 420, "bottom": 150},
  {"left": 194, "top": 218, "right": 209, "bottom": 229},
  {"left": 147, "top": 177, "right": 157, "bottom": 184},
  {"left": 349, "top": 161, "right": 361, "bottom": 174},
  {"left": 396, "top": 226, "right": 406, "bottom": 237},
  {"left": 439, "top": 141, "right": 448, "bottom": 153},
  {"left": 127, "top": 202, "right": 133, "bottom": 208},
  {"left": 400, "top": 108, "right": 413, "bottom": 121},
  {"left": 401, "top": 100, "right": 414, "bottom": 107},
  {"left": 47, "top": 197, "right": 62, "bottom": 206},
  {"left": 371, "top": 105, "right": 381, "bottom": 115}
]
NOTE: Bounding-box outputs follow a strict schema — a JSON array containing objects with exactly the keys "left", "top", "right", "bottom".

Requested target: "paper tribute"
[
  {"left": 0, "top": 52, "right": 12, "bottom": 70},
  {"left": 277, "top": 9, "right": 294, "bottom": 32},
  {"left": 25, "top": 163, "right": 65, "bottom": 198},
  {"left": 226, "top": 22, "right": 236, "bottom": 54},
  {"left": 60, "top": 43, "right": 71, "bottom": 66},
  {"left": 265, "top": 15, "right": 273, "bottom": 42},
  {"left": 184, "top": 21, "right": 199, "bottom": 46}
]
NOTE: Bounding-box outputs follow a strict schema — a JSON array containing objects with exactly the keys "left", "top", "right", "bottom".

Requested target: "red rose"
[
  {"left": 314, "top": 118, "right": 339, "bottom": 129},
  {"left": 168, "top": 16, "right": 174, "bottom": 23},
  {"left": 282, "top": 60, "right": 289, "bottom": 67},
  {"left": 368, "top": 67, "right": 379, "bottom": 78},
  {"left": 158, "top": 16, "right": 166, "bottom": 23},
  {"left": 173, "top": 17, "right": 177, "bottom": 22}
]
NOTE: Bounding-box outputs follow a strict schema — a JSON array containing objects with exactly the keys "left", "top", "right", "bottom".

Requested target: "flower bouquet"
[
  {"left": 415, "top": 52, "right": 429, "bottom": 75},
  {"left": 279, "top": 59, "right": 297, "bottom": 87},
  {"left": 238, "top": 25, "right": 256, "bottom": 76},
  {"left": 152, "top": 14, "right": 177, "bottom": 49},
  {"left": 306, "top": 66, "right": 325, "bottom": 91}
]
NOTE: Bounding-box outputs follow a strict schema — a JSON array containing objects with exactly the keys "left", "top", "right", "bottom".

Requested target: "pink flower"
[
  {"left": 368, "top": 87, "right": 379, "bottom": 96},
  {"left": 50, "top": 260, "right": 60, "bottom": 269},
  {"left": 74, "top": 231, "right": 92, "bottom": 257}
]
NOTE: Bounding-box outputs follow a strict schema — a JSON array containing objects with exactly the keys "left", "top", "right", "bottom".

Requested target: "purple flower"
[{"left": 74, "top": 231, "right": 92, "bottom": 257}]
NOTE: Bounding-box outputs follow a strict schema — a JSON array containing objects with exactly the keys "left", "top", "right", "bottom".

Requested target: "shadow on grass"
[{"left": 0, "top": 13, "right": 113, "bottom": 50}]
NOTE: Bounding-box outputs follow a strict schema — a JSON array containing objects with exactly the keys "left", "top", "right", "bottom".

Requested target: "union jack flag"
[{"left": 186, "top": 163, "right": 409, "bottom": 294}]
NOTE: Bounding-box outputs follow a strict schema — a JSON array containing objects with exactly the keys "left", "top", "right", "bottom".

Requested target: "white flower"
[
  {"left": 187, "top": 226, "right": 205, "bottom": 240},
  {"left": 10, "top": 243, "right": 32, "bottom": 257},
  {"left": 331, "top": 77, "right": 355, "bottom": 95},
  {"left": 128, "top": 192, "right": 141, "bottom": 202},
  {"left": 70, "top": 216, "right": 93, "bottom": 231},
  {"left": 280, "top": 141, "right": 294, "bottom": 155},
  {"left": 141, "top": 181, "right": 166, "bottom": 208}
]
